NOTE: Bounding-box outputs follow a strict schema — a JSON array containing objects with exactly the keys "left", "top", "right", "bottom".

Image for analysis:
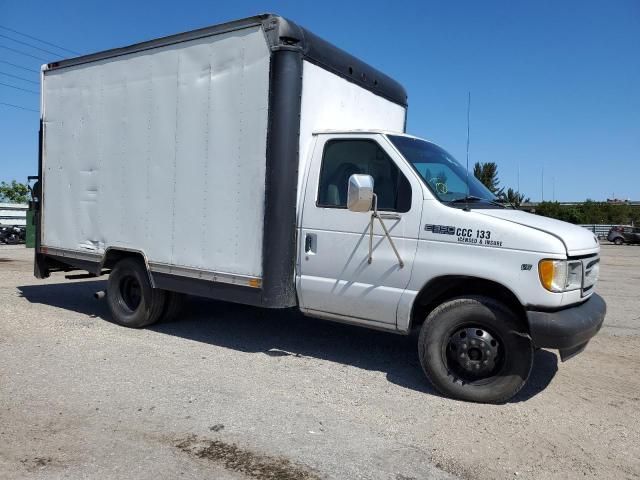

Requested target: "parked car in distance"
[
  {"left": 607, "top": 226, "right": 640, "bottom": 245},
  {"left": 0, "top": 225, "right": 26, "bottom": 244}
]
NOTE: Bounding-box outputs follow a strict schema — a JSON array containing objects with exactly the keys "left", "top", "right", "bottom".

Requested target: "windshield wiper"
[
  {"left": 449, "top": 196, "right": 507, "bottom": 208},
  {"left": 449, "top": 195, "right": 483, "bottom": 203},
  {"left": 486, "top": 199, "right": 509, "bottom": 208}
]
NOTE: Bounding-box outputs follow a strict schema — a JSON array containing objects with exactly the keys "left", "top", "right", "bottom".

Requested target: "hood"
[{"left": 474, "top": 209, "right": 599, "bottom": 257}]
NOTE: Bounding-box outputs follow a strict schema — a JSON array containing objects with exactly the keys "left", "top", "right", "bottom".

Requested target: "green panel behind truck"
[
  {"left": 26, "top": 209, "right": 35, "bottom": 248},
  {"left": 26, "top": 176, "right": 40, "bottom": 249}
]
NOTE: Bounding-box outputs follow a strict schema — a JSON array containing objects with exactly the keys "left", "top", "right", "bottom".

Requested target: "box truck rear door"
[{"left": 297, "top": 134, "right": 423, "bottom": 327}]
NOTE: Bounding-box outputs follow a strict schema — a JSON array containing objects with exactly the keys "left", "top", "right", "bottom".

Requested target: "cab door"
[{"left": 297, "top": 134, "right": 423, "bottom": 327}]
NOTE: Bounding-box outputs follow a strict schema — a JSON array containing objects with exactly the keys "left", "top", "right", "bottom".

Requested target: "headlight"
[{"left": 539, "top": 259, "right": 582, "bottom": 292}]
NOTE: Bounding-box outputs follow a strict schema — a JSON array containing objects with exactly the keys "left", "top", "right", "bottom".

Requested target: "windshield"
[{"left": 388, "top": 135, "right": 498, "bottom": 205}]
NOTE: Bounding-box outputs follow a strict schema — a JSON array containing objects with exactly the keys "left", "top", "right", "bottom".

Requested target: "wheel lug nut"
[
  {"left": 460, "top": 353, "right": 466, "bottom": 358},
  {"left": 470, "top": 340, "right": 477, "bottom": 346}
]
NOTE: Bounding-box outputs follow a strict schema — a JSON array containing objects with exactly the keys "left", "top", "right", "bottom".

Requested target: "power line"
[
  {"left": 0, "top": 33, "right": 64, "bottom": 58},
  {"left": 0, "top": 70, "right": 38, "bottom": 84},
  {"left": 0, "top": 101, "right": 38, "bottom": 113},
  {"left": 0, "top": 60, "right": 39, "bottom": 73},
  {"left": 0, "top": 44, "right": 48, "bottom": 61},
  {"left": 0, "top": 24, "right": 80, "bottom": 55},
  {"left": 0, "top": 81, "right": 39, "bottom": 94}
]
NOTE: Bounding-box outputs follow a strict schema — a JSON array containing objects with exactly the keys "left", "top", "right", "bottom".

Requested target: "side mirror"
[{"left": 347, "top": 174, "right": 374, "bottom": 212}]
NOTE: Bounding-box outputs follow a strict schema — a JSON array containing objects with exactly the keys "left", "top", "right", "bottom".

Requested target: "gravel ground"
[{"left": 0, "top": 244, "right": 639, "bottom": 479}]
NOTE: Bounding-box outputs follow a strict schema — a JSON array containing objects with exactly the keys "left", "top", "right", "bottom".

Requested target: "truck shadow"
[
  {"left": 18, "top": 280, "right": 557, "bottom": 402},
  {"left": 18, "top": 279, "right": 110, "bottom": 319}
]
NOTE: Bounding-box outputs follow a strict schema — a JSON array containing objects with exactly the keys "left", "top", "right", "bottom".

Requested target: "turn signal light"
[
  {"left": 539, "top": 259, "right": 558, "bottom": 292},
  {"left": 538, "top": 259, "right": 582, "bottom": 293}
]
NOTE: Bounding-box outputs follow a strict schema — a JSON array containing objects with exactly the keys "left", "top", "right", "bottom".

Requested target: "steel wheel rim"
[{"left": 443, "top": 324, "right": 505, "bottom": 384}]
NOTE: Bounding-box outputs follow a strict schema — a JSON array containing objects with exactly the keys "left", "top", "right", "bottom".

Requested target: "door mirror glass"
[{"left": 347, "top": 174, "right": 374, "bottom": 212}]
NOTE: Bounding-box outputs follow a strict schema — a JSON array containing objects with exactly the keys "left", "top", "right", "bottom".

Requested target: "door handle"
[{"left": 305, "top": 233, "right": 316, "bottom": 254}]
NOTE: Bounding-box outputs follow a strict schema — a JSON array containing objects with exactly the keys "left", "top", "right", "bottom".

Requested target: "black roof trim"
[
  {"left": 261, "top": 16, "right": 407, "bottom": 106},
  {"left": 45, "top": 14, "right": 407, "bottom": 107}
]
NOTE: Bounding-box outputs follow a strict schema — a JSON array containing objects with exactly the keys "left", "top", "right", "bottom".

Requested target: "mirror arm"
[
  {"left": 367, "top": 195, "right": 377, "bottom": 264},
  {"left": 367, "top": 194, "right": 404, "bottom": 268}
]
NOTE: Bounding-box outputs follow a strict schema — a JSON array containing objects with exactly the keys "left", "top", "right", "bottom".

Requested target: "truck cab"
[{"left": 297, "top": 130, "right": 605, "bottom": 403}]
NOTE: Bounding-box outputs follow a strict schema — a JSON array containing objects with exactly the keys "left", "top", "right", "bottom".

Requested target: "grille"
[{"left": 582, "top": 256, "right": 600, "bottom": 297}]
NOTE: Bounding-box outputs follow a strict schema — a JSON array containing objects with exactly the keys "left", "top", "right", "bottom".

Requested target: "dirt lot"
[{"left": 1, "top": 244, "right": 639, "bottom": 479}]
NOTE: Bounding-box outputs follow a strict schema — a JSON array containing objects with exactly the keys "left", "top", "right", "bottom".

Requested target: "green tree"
[
  {"left": 504, "top": 188, "right": 530, "bottom": 207},
  {"left": 581, "top": 200, "right": 606, "bottom": 224},
  {"left": 533, "top": 200, "right": 639, "bottom": 225},
  {"left": 0, "top": 180, "right": 29, "bottom": 203},
  {"left": 473, "top": 162, "right": 504, "bottom": 196},
  {"left": 535, "top": 201, "right": 563, "bottom": 219},
  {"left": 561, "top": 206, "right": 584, "bottom": 224}
]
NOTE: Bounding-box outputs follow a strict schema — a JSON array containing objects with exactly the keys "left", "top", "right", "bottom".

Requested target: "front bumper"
[{"left": 526, "top": 293, "right": 606, "bottom": 361}]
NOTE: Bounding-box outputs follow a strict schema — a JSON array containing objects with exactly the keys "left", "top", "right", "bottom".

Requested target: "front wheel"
[
  {"left": 418, "top": 296, "right": 533, "bottom": 403},
  {"left": 613, "top": 237, "right": 624, "bottom": 246}
]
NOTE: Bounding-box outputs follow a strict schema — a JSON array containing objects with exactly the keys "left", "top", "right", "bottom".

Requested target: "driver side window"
[{"left": 317, "top": 139, "right": 411, "bottom": 212}]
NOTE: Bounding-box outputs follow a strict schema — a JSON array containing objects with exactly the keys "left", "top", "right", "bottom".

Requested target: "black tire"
[
  {"left": 613, "top": 237, "right": 624, "bottom": 246},
  {"left": 159, "top": 291, "right": 185, "bottom": 323},
  {"left": 106, "top": 258, "right": 166, "bottom": 328},
  {"left": 418, "top": 296, "right": 533, "bottom": 403}
]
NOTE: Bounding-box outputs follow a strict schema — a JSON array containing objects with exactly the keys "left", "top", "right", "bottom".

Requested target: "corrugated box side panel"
[{"left": 42, "top": 26, "right": 270, "bottom": 277}]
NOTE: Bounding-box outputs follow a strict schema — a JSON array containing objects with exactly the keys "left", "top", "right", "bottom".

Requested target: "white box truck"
[{"left": 34, "top": 14, "right": 605, "bottom": 403}]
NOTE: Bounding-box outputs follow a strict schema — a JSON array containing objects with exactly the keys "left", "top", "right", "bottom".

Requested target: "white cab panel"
[
  {"left": 474, "top": 209, "right": 600, "bottom": 257},
  {"left": 298, "top": 134, "right": 423, "bottom": 326},
  {"left": 394, "top": 199, "right": 585, "bottom": 331}
]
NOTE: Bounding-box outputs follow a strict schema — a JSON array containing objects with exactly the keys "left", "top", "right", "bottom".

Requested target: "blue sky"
[{"left": 0, "top": 0, "right": 638, "bottom": 201}]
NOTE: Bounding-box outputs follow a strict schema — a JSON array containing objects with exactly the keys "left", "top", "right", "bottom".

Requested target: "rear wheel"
[
  {"left": 418, "top": 296, "right": 533, "bottom": 403},
  {"left": 613, "top": 237, "right": 624, "bottom": 245},
  {"left": 160, "top": 291, "right": 185, "bottom": 323},
  {"left": 107, "top": 258, "right": 166, "bottom": 328}
]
